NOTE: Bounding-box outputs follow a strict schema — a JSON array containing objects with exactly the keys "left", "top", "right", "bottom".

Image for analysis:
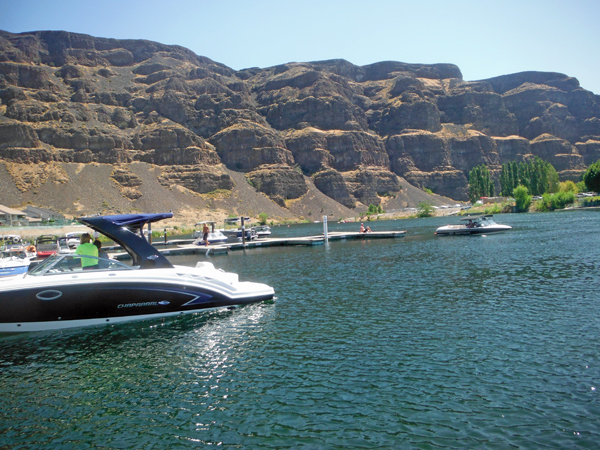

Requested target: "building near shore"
[
  {"left": 22, "top": 205, "right": 65, "bottom": 223},
  {"left": 0, "top": 205, "right": 29, "bottom": 227}
]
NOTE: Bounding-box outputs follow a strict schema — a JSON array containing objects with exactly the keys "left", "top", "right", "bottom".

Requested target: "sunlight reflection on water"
[{"left": 1, "top": 211, "right": 600, "bottom": 448}]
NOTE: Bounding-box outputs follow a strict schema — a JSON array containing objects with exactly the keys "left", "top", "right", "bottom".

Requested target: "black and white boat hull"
[
  {"left": 435, "top": 214, "right": 512, "bottom": 236},
  {"left": 0, "top": 266, "right": 273, "bottom": 333},
  {"left": 0, "top": 213, "right": 275, "bottom": 333},
  {"left": 435, "top": 225, "right": 512, "bottom": 235}
]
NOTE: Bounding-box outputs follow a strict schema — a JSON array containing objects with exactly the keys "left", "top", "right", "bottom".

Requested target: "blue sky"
[{"left": 1, "top": 0, "right": 599, "bottom": 94}]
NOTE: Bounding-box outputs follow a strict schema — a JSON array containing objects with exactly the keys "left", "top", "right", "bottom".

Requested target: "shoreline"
[
  {"left": 0, "top": 207, "right": 463, "bottom": 240},
  {"left": 3, "top": 206, "right": 599, "bottom": 242}
]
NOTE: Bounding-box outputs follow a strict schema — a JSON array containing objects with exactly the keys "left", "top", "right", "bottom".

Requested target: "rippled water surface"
[{"left": 1, "top": 211, "right": 600, "bottom": 448}]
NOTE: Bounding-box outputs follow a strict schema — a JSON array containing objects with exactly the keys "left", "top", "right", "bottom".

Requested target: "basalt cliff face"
[{"left": 1, "top": 30, "right": 599, "bottom": 217}]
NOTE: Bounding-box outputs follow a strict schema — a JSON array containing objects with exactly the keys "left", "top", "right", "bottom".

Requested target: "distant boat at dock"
[
  {"left": 192, "top": 221, "right": 228, "bottom": 244},
  {"left": 253, "top": 225, "right": 271, "bottom": 237}
]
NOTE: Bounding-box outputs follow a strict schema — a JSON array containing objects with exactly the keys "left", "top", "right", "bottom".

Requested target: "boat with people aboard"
[
  {"left": 2, "top": 240, "right": 36, "bottom": 261},
  {"left": 0, "top": 246, "right": 31, "bottom": 279},
  {"left": 192, "top": 221, "right": 228, "bottom": 245},
  {"left": 0, "top": 212, "right": 275, "bottom": 333},
  {"left": 435, "top": 214, "right": 512, "bottom": 236}
]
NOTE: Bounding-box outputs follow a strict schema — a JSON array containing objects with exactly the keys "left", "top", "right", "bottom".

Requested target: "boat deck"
[{"left": 112, "top": 231, "right": 406, "bottom": 261}]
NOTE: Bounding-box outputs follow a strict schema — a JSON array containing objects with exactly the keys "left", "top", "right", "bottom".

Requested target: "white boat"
[
  {"left": 253, "top": 225, "right": 272, "bottom": 237},
  {"left": 0, "top": 213, "right": 275, "bottom": 333},
  {"left": 222, "top": 228, "right": 257, "bottom": 241},
  {"left": 221, "top": 217, "right": 257, "bottom": 241},
  {"left": 58, "top": 237, "right": 76, "bottom": 254},
  {"left": 192, "top": 221, "right": 229, "bottom": 245},
  {"left": 65, "top": 231, "right": 85, "bottom": 248},
  {"left": 1, "top": 235, "right": 23, "bottom": 245},
  {"left": 0, "top": 247, "right": 31, "bottom": 279},
  {"left": 435, "top": 214, "right": 512, "bottom": 236}
]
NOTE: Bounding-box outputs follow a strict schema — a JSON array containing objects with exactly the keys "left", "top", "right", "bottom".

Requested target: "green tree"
[
  {"left": 258, "top": 213, "right": 268, "bottom": 225},
  {"left": 513, "top": 185, "right": 532, "bottom": 212},
  {"left": 366, "top": 204, "right": 384, "bottom": 215},
  {"left": 559, "top": 180, "right": 578, "bottom": 193},
  {"left": 582, "top": 159, "right": 600, "bottom": 193},
  {"left": 468, "top": 164, "right": 494, "bottom": 203},
  {"left": 538, "top": 191, "right": 576, "bottom": 211},
  {"left": 500, "top": 161, "right": 521, "bottom": 196},
  {"left": 544, "top": 159, "right": 560, "bottom": 194},
  {"left": 417, "top": 202, "right": 435, "bottom": 218},
  {"left": 500, "top": 163, "right": 510, "bottom": 197},
  {"left": 500, "top": 157, "right": 558, "bottom": 196}
]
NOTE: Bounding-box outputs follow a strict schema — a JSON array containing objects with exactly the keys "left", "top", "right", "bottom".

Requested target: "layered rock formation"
[{"left": 1, "top": 30, "right": 599, "bottom": 216}]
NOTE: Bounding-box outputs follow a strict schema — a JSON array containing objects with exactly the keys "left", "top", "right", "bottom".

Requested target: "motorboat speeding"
[
  {"left": 0, "top": 213, "right": 275, "bottom": 333},
  {"left": 435, "top": 214, "right": 512, "bottom": 236}
]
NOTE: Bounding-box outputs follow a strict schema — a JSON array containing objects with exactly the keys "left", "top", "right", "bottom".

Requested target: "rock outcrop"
[{"left": 1, "top": 29, "right": 600, "bottom": 216}]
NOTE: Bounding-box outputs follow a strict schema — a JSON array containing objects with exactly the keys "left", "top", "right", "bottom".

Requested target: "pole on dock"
[
  {"left": 323, "top": 215, "right": 328, "bottom": 242},
  {"left": 148, "top": 223, "right": 152, "bottom": 244},
  {"left": 241, "top": 216, "right": 246, "bottom": 245}
]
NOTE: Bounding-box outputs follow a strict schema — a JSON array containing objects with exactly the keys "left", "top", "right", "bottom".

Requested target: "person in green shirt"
[{"left": 75, "top": 233, "right": 99, "bottom": 270}]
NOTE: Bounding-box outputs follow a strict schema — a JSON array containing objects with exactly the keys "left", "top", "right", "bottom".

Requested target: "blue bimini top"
[{"left": 78, "top": 213, "right": 174, "bottom": 269}]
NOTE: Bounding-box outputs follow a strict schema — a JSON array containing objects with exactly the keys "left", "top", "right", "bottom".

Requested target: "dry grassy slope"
[{"left": 0, "top": 161, "right": 453, "bottom": 224}]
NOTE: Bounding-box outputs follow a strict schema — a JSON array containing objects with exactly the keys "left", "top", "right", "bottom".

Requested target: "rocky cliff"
[{"left": 1, "top": 30, "right": 599, "bottom": 217}]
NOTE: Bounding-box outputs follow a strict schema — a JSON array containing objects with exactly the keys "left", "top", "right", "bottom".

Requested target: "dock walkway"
[{"left": 112, "top": 230, "right": 406, "bottom": 261}]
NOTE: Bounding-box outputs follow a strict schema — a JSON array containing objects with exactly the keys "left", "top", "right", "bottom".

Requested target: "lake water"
[{"left": 1, "top": 211, "right": 599, "bottom": 448}]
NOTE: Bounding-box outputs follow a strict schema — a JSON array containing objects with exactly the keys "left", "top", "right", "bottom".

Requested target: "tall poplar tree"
[
  {"left": 468, "top": 165, "right": 494, "bottom": 203},
  {"left": 500, "top": 157, "right": 558, "bottom": 196}
]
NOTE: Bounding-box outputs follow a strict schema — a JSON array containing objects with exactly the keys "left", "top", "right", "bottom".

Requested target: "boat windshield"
[
  {"left": 1, "top": 250, "right": 27, "bottom": 259},
  {"left": 37, "top": 242, "right": 59, "bottom": 252},
  {"left": 461, "top": 215, "right": 497, "bottom": 228},
  {"left": 27, "top": 254, "right": 134, "bottom": 277},
  {"left": 478, "top": 217, "right": 497, "bottom": 226}
]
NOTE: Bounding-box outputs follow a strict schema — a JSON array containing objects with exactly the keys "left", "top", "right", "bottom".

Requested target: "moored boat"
[
  {"left": 0, "top": 235, "right": 23, "bottom": 245},
  {"left": 58, "top": 237, "right": 76, "bottom": 254},
  {"left": 221, "top": 217, "right": 257, "bottom": 241},
  {"left": 192, "top": 221, "right": 229, "bottom": 244},
  {"left": 435, "top": 214, "right": 512, "bottom": 236},
  {"left": 35, "top": 235, "right": 60, "bottom": 258},
  {"left": 65, "top": 231, "right": 85, "bottom": 248},
  {"left": 0, "top": 213, "right": 275, "bottom": 333},
  {"left": 253, "top": 225, "right": 272, "bottom": 237},
  {"left": 0, "top": 247, "right": 30, "bottom": 279}
]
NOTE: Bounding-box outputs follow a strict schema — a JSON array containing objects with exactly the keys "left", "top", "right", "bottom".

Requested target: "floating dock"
[{"left": 112, "top": 230, "right": 406, "bottom": 261}]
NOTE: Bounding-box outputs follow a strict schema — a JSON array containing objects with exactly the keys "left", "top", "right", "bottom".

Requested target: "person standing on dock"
[{"left": 203, "top": 223, "right": 210, "bottom": 246}]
